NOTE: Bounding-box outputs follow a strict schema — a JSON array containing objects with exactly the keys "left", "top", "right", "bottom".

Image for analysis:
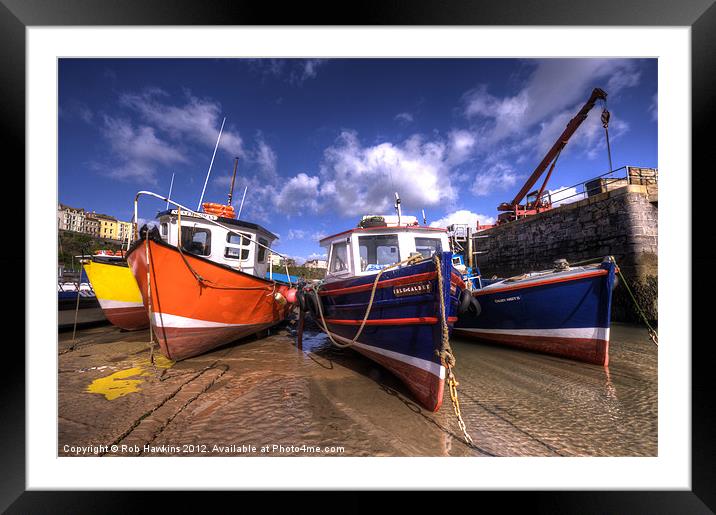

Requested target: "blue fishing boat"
[
  {"left": 454, "top": 257, "right": 618, "bottom": 366},
  {"left": 301, "top": 212, "right": 467, "bottom": 411}
]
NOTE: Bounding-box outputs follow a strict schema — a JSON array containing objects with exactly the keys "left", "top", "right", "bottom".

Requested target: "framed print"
[{"left": 3, "top": 0, "right": 712, "bottom": 511}]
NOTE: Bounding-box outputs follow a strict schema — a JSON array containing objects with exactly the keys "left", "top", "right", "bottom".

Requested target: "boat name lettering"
[
  {"left": 393, "top": 281, "right": 433, "bottom": 297},
  {"left": 170, "top": 209, "right": 218, "bottom": 221},
  {"left": 495, "top": 296, "right": 521, "bottom": 303}
]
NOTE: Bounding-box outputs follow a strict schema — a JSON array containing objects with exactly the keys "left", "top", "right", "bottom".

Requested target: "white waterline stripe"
[
  {"left": 97, "top": 299, "right": 144, "bottom": 310},
  {"left": 152, "top": 312, "right": 251, "bottom": 329},
  {"left": 327, "top": 332, "right": 445, "bottom": 379},
  {"left": 457, "top": 327, "right": 610, "bottom": 341}
]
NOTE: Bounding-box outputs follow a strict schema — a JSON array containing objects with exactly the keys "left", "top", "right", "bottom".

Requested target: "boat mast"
[
  {"left": 227, "top": 157, "right": 239, "bottom": 206},
  {"left": 197, "top": 116, "right": 226, "bottom": 211}
]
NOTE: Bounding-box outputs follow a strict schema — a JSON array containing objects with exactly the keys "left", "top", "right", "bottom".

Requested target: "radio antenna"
[{"left": 197, "top": 116, "right": 226, "bottom": 210}]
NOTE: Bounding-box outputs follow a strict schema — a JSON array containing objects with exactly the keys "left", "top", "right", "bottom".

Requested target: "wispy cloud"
[
  {"left": 98, "top": 116, "right": 187, "bottom": 183},
  {"left": 471, "top": 163, "right": 520, "bottom": 197},
  {"left": 247, "top": 59, "right": 327, "bottom": 85},
  {"left": 459, "top": 58, "right": 643, "bottom": 194},
  {"left": 119, "top": 89, "right": 244, "bottom": 156},
  {"left": 648, "top": 93, "right": 658, "bottom": 122},
  {"left": 394, "top": 112, "right": 414, "bottom": 124}
]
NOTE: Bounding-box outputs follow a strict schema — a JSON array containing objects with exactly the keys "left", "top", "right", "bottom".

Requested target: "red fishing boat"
[{"left": 126, "top": 192, "right": 296, "bottom": 361}]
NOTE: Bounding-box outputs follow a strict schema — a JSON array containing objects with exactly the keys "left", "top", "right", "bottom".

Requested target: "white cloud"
[
  {"left": 395, "top": 112, "right": 414, "bottom": 123},
  {"left": 316, "top": 131, "right": 458, "bottom": 217},
  {"left": 429, "top": 209, "right": 495, "bottom": 229},
  {"left": 253, "top": 135, "right": 278, "bottom": 180},
  {"left": 99, "top": 116, "right": 187, "bottom": 183},
  {"left": 548, "top": 186, "right": 585, "bottom": 206},
  {"left": 273, "top": 173, "right": 321, "bottom": 214},
  {"left": 471, "top": 163, "right": 520, "bottom": 197},
  {"left": 120, "top": 89, "right": 244, "bottom": 157},
  {"left": 287, "top": 229, "right": 308, "bottom": 240},
  {"left": 447, "top": 129, "right": 477, "bottom": 164}
]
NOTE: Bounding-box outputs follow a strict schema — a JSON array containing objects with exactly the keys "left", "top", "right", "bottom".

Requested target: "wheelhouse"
[
  {"left": 319, "top": 215, "right": 451, "bottom": 283},
  {"left": 156, "top": 209, "right": 278, "bottom": 279}
]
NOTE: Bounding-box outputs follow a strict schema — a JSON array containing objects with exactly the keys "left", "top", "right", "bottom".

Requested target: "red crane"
[{"left": 495, "top": 87, "right": 609, "bottom": 225}]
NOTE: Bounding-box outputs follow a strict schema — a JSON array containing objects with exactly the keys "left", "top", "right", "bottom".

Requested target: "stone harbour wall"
[{"left": 473, "top": 184, "right": 658, "bottom": 323}]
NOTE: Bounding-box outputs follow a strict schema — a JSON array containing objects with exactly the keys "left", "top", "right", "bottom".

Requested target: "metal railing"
[{"left": 535, "top": 166, "right": 658, "bottom": 207}]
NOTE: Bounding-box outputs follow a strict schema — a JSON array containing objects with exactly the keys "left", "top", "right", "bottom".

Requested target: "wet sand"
[{"left": 58, "top": 320, "right": 657, "bottom": 457}]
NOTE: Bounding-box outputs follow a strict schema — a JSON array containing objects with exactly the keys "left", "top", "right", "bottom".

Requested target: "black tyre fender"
[
  {"left": 296, "top": 289, "right": 307, "bottom": 312},
  {"left": 305, "top": 290, "right": 321, "bottom": 317},
  {"left": 458, "top": 289, "right": 473, "bottom": 314},
  {"left": 469, "top": 297, "right": 482, "bottom": 317}
]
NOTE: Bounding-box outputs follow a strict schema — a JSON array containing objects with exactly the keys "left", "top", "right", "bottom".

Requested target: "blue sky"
[{"left": 59, "top": 58, "right": 657, "bottom": 263}]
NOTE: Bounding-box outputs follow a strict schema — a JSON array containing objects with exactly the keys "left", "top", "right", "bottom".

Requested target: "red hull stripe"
[
  {"left": 324, "top": 316, "right": 458, "bottom": 326},
  {"left": 453, "top": 328, "right": 609, "bottom": 366},
  {"left": 320, "top": 271, "right": 437, "bottom": 296},
  {"left": 474, "top": 269, "right": 609, "bottom": 297}
]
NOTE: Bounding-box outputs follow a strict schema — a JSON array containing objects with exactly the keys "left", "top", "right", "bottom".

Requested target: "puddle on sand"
[{"left": 85, "top": 354, "right": 175, "bottom": 400}]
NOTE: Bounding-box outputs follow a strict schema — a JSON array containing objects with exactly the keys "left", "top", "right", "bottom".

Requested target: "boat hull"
[
  {"left": 83, "top": 259, "right": 149, "bottom": 331},
  {"left": 126, "top": 236, "right": 290, "bottom": 361},
  {"left": 455, "top": 259, "right": 617, "bottom": 366},
  {"left": 316, "top": 251, "right": 463, "bottom": 411}
]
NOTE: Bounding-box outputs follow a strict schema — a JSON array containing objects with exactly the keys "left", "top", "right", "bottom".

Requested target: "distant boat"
[
  {"left": 126, "top": 196, "right": 297, "bottom": 361},
  {"left": 454, "top": 257, "right": 617, "bottom": 366},
  {"left": 82, "top": 252, "right": 149, "bottom": 331},
  {"left": 302, "top": 213, "right": 467, "bottom": 412},
  {"left": 57, "top": 272, "right": 106, "bottom": 329}
]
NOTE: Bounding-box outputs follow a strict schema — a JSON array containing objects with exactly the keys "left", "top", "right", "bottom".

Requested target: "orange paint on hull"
[{"left": 127, "top": 239, "right": 290, "bottom": 361}]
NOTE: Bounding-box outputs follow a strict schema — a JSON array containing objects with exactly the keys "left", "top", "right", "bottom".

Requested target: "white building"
[{"left": 304, "top": 258, "right": 328, "bottom": 269}]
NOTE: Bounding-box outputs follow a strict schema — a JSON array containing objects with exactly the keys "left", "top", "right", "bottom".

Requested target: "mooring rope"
[
  {"left": 311, "top": 253, "right": 424, "bottom": 349},
  {"left": 615, "top": 264, "right": 658, "bottom": 346},
  {"left": 433, "top": 253, "right": 473, "bottom": 445}
]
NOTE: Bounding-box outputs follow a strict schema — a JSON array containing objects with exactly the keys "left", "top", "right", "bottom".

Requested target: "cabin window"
[
  {"left": 329, "top": 242, "right": 349, "bottom": 273},
  {"left": 358, "top": 234, "right": 400, "bottom": 271},
  {"left": 415, "top": 237, "right": 442, "bottom": 258},
  {"left": 227, "top": 233, "right": 251, "bottom": 245},
  {"left": 225, "top": 231, "right": 251, "bottom": 261},
  {"left": 160, "top": 223, "right": 168, "bottom": 238},
  {"left": 180, "top": 227, "right": 212, "bottom": 256},
  {"left": 225, "top": 247, "right": 250, "bottom": 260},
  {"left": 257, "top": 237, "right": 268, "bottom": 263}
]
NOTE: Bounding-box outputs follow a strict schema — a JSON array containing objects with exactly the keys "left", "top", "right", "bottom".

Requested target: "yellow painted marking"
[{"left": 85, "top": 356, "right": 175, "bottom": 400}]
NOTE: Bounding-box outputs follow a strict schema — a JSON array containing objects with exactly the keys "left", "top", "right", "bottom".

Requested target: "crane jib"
[{"left": 506, "top": 87, "right": 608, "bottom": 210}]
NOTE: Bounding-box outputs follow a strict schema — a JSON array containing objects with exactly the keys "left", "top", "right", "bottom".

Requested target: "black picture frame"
[{"left": 3, "top": 0, "right": 711, "bottom": 511}]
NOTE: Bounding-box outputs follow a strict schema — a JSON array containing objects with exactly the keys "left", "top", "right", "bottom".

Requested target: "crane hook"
[{"left": 601, "top": 108, "right": 610, "bottom": 129}]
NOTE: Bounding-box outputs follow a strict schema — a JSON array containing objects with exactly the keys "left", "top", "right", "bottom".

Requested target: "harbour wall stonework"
[{"left": 473, "top": 184, "right": 658, "bottom": 323}]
